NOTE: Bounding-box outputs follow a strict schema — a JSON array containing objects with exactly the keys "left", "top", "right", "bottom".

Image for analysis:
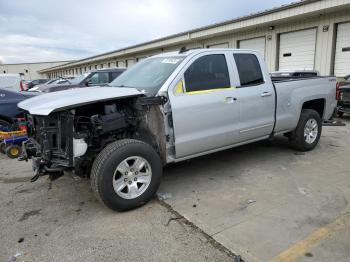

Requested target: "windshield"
[
  {"left": 69, "top": 73, "right": 89, "bottom": 84},
  {"left": 109, "top": 56, "right": 185, "bottom": 96}
]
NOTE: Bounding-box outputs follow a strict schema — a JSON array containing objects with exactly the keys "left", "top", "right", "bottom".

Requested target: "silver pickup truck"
[{"left": 19, "top": 48, "right": 337, "bottom": 211}]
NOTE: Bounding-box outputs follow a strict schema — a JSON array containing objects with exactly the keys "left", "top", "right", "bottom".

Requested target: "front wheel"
[
  {"left": 289, "top": 109, "right": 322, "bottom": 152},
  {"left": 90, "top": 139, "right": 162, "bottom": 211}
]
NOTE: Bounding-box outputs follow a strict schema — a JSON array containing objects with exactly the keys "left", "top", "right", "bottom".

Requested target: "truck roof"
[
  {"left": 152, "top": 48, "right": 259, "bottom": 58},
  {"left": 90, "top": 68, "right": 126, "bottom": 73}
]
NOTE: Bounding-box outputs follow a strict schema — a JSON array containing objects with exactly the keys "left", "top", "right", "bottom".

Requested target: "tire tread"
[
  {"left": 290, "top": 109, "right": 322, "bottom": 151},
  {"left": 90, "top": 139, "right": 160, "bottom": 210}
]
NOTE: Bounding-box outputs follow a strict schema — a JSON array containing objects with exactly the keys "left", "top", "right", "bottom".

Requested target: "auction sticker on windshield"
[{"left": 162, "top": 58, "right": 181, "bottom": 64}]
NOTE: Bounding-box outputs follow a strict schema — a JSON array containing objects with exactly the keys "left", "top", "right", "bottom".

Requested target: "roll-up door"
[
  {"left": 334, "top": 22, "right": 350, "bottom": 77},
  {"left": 238, "top": 37, "right": 266, "bottom": 59},
  {"left": 279, "top": 29, "right": 317, "bottom": 70},
  {"left": 207, "top": 42, "right": 229, "bottom": 48}
]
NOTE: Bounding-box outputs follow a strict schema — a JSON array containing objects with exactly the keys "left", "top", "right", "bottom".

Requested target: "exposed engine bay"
[{"left": 21, "top": 96, "right": 168, "bottom": 181}]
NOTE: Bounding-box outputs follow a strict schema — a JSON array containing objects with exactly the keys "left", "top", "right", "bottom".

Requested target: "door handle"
[
  {"left": 261, "top": 92, "right": 272, "bottom": 97},
  {"left": 225, "top": 97, "right": 237, "bottom": 104}
]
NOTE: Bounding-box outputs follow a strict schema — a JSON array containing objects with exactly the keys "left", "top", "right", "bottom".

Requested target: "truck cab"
[{"left": 160, "top": 49, "right": 275, "bottom": 159}]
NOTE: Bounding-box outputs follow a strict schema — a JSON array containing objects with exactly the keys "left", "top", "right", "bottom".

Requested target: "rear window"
[{"left": 233, "top": 54, "right": 264, "bottom": 87}]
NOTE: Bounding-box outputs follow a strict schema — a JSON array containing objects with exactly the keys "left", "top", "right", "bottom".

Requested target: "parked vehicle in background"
[
  {"left": 19, "top": 48, "right": 337, "bottom": 211},
  {"left": 25, "top": 79, "right": 49, "bottom": 90},
  {"left": 336, "top": 76, "right": 350, "bottom": 117},
  {"left": 28, "top": 78, "right": 71, "bottom": 91},
  {"left": 0, "top": 74, "right": 24, "bottom": 91},
  {"left": 0, "top": 88, "right": 37, "bottom": 130},
  {"left": 270, "top": 70, "right": 320, "bottom": 81},
  {"left": 32, "top": 69, "right": 126, "bottom": 93},
  {"left": 0, "top": 69, "right": 126, "bottom": 130}
]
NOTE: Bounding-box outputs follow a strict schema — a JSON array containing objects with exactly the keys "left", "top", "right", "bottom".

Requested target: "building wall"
[
  {"left": 0, "top": 61, "right": 72, "bottom": 80},
  {"left": 42, "top": 1, "right": 350, "bottom": 78}
]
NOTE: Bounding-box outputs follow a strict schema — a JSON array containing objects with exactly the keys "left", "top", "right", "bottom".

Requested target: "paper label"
[{"left": 161, "top": 58, "right": 180, "bottom": 64}]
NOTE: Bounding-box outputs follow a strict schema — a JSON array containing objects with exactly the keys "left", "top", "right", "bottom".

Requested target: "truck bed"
[{"left": 271, "top": 76, "right": 337, "bottom": 134}]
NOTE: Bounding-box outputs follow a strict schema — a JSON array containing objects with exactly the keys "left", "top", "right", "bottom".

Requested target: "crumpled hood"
[{"left": 18, "top": 86, "right": 142, "bottom": 115}]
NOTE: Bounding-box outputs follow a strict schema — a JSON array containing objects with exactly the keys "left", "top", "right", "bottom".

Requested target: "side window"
[
  {"left": 89, "top": 72, "right": 109, "bottom": 85},
  {"left": 110, "top": 71, "right": 122, "bottom": 82},
  {"left": 233, "top": 54, "right": 264, "bottom": 87},
  {"left": 184, "top": 54, "right": 230, "bottom": 92}
]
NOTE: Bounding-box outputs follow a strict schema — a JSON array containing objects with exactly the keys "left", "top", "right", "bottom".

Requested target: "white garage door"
[
  {"left": 279, "top": 29, "right": 317, "bottom": 71},
  {"left": 334, "top": 22, "right": 350, "bottom": 77},
  {"left": 117, "top": 61, "right": 125, "bottom": 68},
  {"left": 126, "top": 59, "right": 135, "bottom": 68},
  {"left": 207, "top": 42, "right": 229, "bottom": 48},
  {"left": 238, "top": 37, "right": 266, "bottom": 59}
]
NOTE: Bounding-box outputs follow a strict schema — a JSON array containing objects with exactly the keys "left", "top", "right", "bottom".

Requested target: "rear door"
[
  {"left": 232, "top": 53, "right": 275, "bottom": 141},
  {"left": 168, "top": 52, "right": 241, "bottom": 158}
]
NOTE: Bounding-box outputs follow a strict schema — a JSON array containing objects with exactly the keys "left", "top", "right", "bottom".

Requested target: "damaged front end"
[
  {"left": 21, "top": 101, "right": 137, "bottom": 181},
  {"left": 17, "top": 87, "right": 146, "bottom": 181},
  {"left": 22, "top": 113, "right": 75, "bottom": 181},
  {"left": 18, "top": 87, "right": 168, "bottom": 182}
]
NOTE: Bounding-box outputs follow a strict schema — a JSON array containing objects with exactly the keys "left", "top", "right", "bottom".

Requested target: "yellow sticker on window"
[{"left": 175, "top": 80, "right": 184, "bottom": 94}]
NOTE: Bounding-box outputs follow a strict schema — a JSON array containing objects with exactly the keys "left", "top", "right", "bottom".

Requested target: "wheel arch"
[
  {"left": 301, "top": 98, "right": 325, "bottom": 119},
  {"left": 133, "top": 106, "right": 167, "bottom": 165}
]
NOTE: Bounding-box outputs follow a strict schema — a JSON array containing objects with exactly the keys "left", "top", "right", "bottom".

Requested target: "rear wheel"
[
  {"left": 5, "top": 145, "right": 21, "bottom": 159},
  {"left": 289, "top": 109, "right": 322, "bottom": 152},
  {"left": 90, "top": 139, "right": 162, "bottom": 211}
]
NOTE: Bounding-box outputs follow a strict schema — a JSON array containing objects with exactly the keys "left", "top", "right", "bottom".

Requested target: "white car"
[{"left": 0, "top": 74, "right": 24, "bottom": 91}]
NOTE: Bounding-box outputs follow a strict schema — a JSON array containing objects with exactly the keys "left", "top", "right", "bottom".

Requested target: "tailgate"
[{"left": 339, "top": 83, "right": 350, "bottom": 103}]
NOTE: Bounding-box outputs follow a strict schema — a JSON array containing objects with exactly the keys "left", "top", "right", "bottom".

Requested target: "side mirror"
[{"left": 85, "top": 80, "right": 91, "bottom": 87}]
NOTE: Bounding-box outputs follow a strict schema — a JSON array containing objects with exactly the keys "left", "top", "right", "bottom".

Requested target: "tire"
[
  {"left": 90, "top": 139, "right": 162, "bottom": 211},
  {"left": 338, "top": 111, "right": 344, "bottom": 118},
  {"left": 289, "top": 109, "right": 322, "bottom": 152},
  {"left": 5, "top": 144, "right": 21, "bottom": 159}
]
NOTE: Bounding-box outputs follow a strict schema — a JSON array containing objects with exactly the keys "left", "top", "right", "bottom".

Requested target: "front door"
[{"left": 168, "top": 53, "right": 241, "bottom": 158}]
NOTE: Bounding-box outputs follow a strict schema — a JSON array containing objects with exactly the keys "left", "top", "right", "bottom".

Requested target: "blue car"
[{"left": 0, "top": 88, "right": 37, "bottom": 131}]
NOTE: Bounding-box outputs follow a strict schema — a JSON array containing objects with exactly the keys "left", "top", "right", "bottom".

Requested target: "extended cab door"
[
  {"left": 232, "top": 52, "right": 275, "bottom": 141},
  {"left": 168, "top": 52, "right": 241, "bottom": 158}
]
